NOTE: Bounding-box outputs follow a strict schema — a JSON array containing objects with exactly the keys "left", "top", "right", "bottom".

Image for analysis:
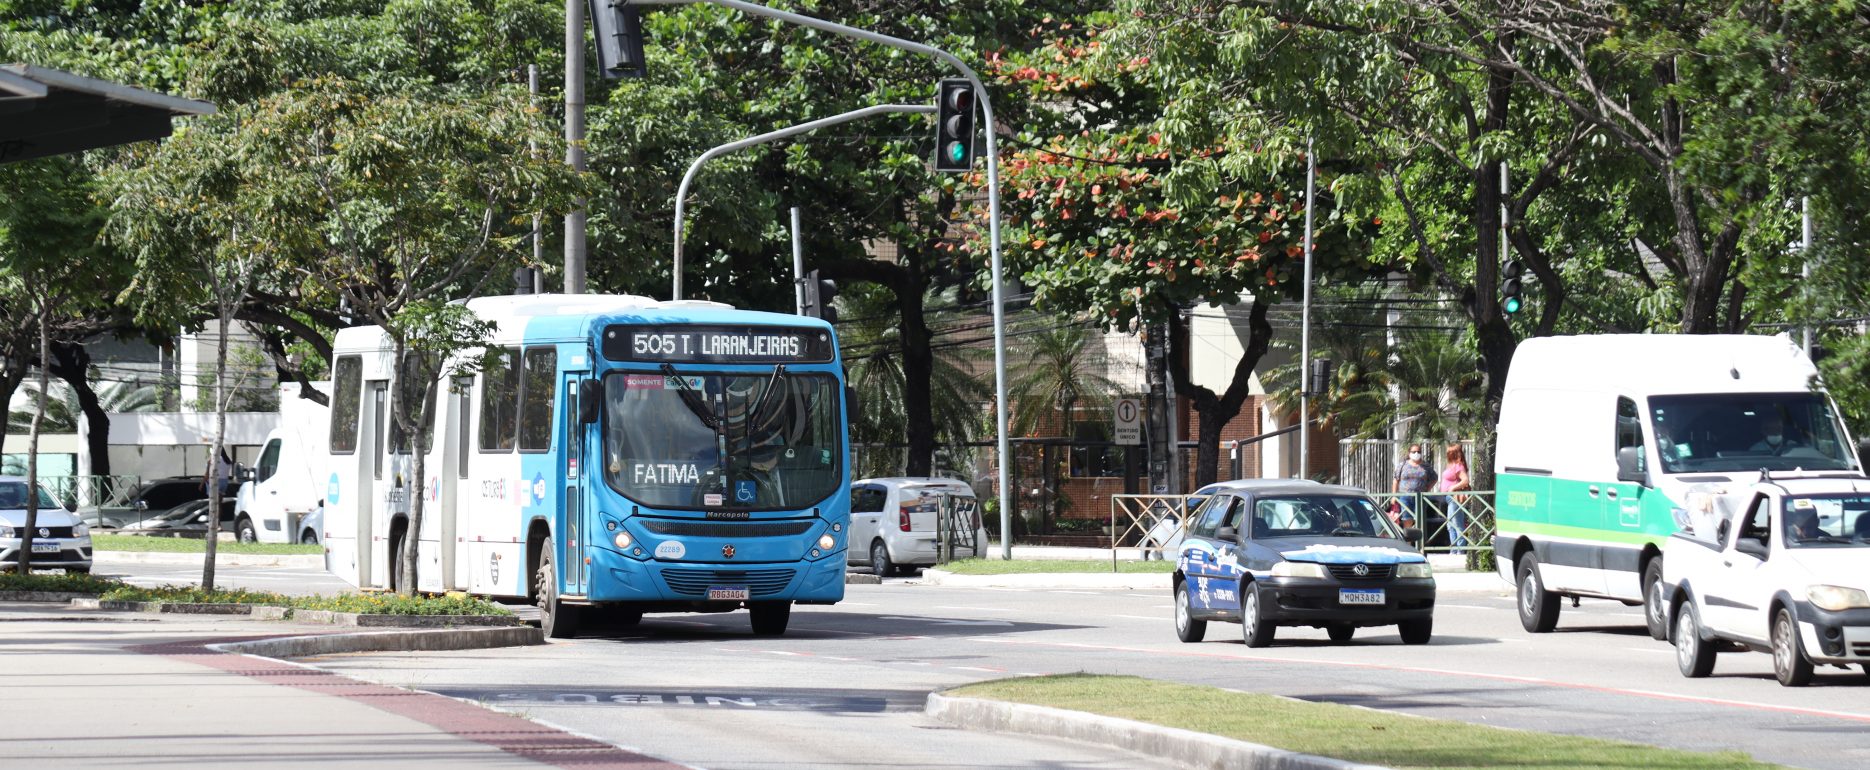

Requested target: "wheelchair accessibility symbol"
[{"left": 735, "top": 481, "right": 756, "bottom": 503}]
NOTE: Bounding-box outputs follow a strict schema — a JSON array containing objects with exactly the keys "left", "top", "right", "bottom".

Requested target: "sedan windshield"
[
  {"left": 1781, "top": 495, "right": 1870, "bottom": 548},
  {"left": 1650, "top": 393, "right": 1856, "bottom": 473},
  {"left": 0, "top": 481, "right": 57, "bottom": 510},
  {"left": 603, "top": 371, "right": 842, "bottom": 510},
  {"left": 1252, "top": 496, "right": 1405, "bottom": 540}
]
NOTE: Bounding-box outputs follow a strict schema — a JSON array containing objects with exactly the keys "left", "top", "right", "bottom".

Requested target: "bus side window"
[
  {"left": 478, "top": 347, "right": 519, "bottom": 452},
  {"left": 329, "top": 356, "right": 362, "bottom": 454},
  {"left": 518, "top": 347, "right": 557, "bottom": 452}
]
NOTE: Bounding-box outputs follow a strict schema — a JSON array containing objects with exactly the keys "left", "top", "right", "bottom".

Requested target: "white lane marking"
[{"left": 934, "top": 605, "right": 1015, "bottom": 612}]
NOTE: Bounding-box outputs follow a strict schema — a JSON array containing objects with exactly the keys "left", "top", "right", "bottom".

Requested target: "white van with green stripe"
[{"left": 1494, "top": 334, "right": 1861, "bottom": 639}]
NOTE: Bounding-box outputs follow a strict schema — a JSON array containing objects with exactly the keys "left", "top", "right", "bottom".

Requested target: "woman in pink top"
[{"left": 1438, "top": 444, "right": 1471, "bottom": 550}]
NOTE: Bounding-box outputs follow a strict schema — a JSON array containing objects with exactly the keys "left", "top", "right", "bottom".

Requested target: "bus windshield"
[
  {"left": 1649, "top": 393, "right": 1857, "bottom": 474},
  {"left": 602, "top": 371, "right": 842, "bottom": 510}
]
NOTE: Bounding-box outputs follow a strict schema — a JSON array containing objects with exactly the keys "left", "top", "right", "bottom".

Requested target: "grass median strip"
[
  {"left": 92, "top": 534, "right": 322, "bottom": 555},
  {"left": 1, "top": 572, "right": 510, "bottom": 616},
  {"left": 940, "top": 558, "right": 1173, "bottom": 575},
  {"left": 950, "top": 675, "right": 1782, "bottom": 770}
]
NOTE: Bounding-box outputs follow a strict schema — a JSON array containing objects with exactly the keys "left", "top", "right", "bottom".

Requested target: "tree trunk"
[
  {"left": 202, "top": 314, "right": 230, "bottom": 591},
  {"left": 18, "top": 309, "right": 51, "bottom": 574},
  {"left": 399, "top": 344, "right": 430, "bottom": 598},
  {"left": 49, "top": 342, "right": 111, "bottom": 477},
  {"left": 0, "top": 356, "right": 29, "bottom": 459},
  {"left": 899, "top": 277, "right": 936, "bottom": 476},
  {"left": 1169, "top": 298, "right": 1274, "bottom": 489}
]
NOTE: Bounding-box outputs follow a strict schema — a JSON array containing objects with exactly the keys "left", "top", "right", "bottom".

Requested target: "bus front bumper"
[{"left": 589, "top": 549, "right": 847, "bottom": 606}]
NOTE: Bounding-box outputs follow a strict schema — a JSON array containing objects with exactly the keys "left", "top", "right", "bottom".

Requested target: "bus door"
[
  {"left": 439, "top": 376, "right": 471, "bottom": 590},
  {"left": 562, "top": 369, "right": 590, "bottom": 596},
  {"left": 360, "top": 380, "right": 386, "bottom": 587}
]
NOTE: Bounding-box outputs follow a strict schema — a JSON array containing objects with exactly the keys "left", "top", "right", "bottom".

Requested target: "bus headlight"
[
  {"left": 1397, "top": 562, "right": 1432, "bottom": 579},
  {"left": 1808, "top": 585, "right": 1870, "bottom": 611},
  {"left": 818, "top": 534, "right": 836, "bottom": 550},
  {"left": 613, "top": 531, "right": 633, "bottom": 550},
  {"left": 1271, "top": 561, "right": 1327, "bottom": 579}
]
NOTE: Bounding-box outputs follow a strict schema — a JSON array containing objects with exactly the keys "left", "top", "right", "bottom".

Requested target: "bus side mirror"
[
  {"left": 1616, "top": 447, "right": 1646, "bottom": 485},
  {"left": 845, "top": 385, "right": 861, "bottom": 428},
  {"left": 578, "top": 380, "right": 601, "bottom": 424}
]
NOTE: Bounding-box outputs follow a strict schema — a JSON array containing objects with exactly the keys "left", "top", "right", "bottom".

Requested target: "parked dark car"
[
  {"left": 77, "top": 477, "right": 236, "bottom": 530},
  {"left": 1173, "top": 480, "right": 1436, "bottom": 647},
  {"left": 121, "top": 499, "right": 238, "bottom": 537}
]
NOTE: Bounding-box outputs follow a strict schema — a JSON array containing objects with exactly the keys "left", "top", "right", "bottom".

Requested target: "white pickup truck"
[{"left": 1662, "top": 474, "right": 1870, "bottom": 686}]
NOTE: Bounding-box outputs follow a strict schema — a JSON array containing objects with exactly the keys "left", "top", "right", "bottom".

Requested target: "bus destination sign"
[{"left": 603, "top": 325, "right": 834, "bottom": 364}]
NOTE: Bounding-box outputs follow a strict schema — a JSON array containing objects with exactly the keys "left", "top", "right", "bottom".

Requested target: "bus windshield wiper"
[
  {"left": 661, "top": 364, "right": 721, "bottom": 433},
  {"left": 746, "top": 365, "right": 788, "bottom": 431}
]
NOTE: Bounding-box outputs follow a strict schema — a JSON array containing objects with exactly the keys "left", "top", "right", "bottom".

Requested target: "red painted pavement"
[{"left": 132, "top": 637, "right": 685, "bottom": 769}]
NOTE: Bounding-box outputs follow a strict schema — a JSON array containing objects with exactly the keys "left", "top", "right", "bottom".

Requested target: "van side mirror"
[
  {"left": 1734, "top": 536, "right": 1768, "bottom": 559},
  {"left": 1616, "top": 447, "right": 1646, "bottom": 485},
  {"left": 237, "top": 466, "right": 256, "bottom": 483},
  {"left": 845, "top": 385, "right": 861, "bottom": 429},
  {"left": 578, "top": 379, "right": 601, "bottom": 424}
]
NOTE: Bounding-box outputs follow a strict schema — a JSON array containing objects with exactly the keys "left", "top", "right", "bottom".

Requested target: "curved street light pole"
[
  {"left": 641, "top": 0, "right": 1015, "bottom": 558},
  {"left": 671, "top": 104, "right": 935, "bottom": 300}
]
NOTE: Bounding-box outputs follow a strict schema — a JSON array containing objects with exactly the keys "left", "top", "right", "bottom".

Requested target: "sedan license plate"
[
  {"left": 1339, "top": 588, "right": 1385, "bottom": 606},
  {"left": 707, "top": 586, "right": 750, "bottom": 601},
  {"left": 30, "top": 542, "right": 61, "bottom": 554}
]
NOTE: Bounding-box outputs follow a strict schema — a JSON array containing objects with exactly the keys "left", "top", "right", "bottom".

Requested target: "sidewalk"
[{"left": 0, "top": 600, "right": 679, "bottom": 769}]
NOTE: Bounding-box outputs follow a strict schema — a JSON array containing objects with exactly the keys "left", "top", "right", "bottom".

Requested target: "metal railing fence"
[
  {"left": 38, "top": 475, "right": 141, "bottom": 509},
  {"left": 1104, "top": 490, "right": 1498, "bottom": 571}
]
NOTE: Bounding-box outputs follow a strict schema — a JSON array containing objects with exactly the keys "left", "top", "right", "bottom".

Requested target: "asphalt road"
[{"left": 100, "top": 560, "right": 1870, "bottom": 769}]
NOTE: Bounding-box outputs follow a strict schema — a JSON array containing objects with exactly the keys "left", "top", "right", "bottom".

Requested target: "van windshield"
[{"left": 1650, "top": 393, "right": 1857, "bottom": 473}]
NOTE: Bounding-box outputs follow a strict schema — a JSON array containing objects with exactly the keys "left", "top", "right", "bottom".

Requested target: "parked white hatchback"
[
  {"left": 0, "top": 477, "right": 93, "bottom": 573},
  {"left": 847, "top": 477, "right": 988, "bottom": 576},
  {"left": 1663, "top": 475, "right": 1870, "bottom": 686}
]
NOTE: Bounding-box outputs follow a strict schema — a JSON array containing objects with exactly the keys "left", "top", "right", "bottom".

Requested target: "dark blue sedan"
[{"left": 1174, "top": 480, "right": 1435, "bottom": 647}]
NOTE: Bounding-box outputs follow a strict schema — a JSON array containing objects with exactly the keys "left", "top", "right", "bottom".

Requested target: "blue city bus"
[{"left": 321, "top": 294, "right": 851, "bottom": 637}]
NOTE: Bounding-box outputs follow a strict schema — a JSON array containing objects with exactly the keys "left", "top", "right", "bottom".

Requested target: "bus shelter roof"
[{"left": 1, "top": 64, "right": 216, "bottom": 164}]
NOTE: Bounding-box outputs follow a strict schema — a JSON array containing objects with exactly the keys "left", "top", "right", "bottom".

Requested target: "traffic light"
[
  {"left": 932, "top": 78, "right": 975, "bottom": 173},
  {"left": 1307, "top": 358, "right": 1334, "bottom": 397},
  {"left": 590, "top": 0, "right": 647, "bottom": 79},
  {"left": 803, "top": 269, "right": 839, "bottom": 323},
  {"left": 1501, "top": 260, "right": 1524, "bottom": 316}
]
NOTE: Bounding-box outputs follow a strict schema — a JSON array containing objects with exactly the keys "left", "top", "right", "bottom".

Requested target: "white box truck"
[{"left": 233, "top": 385, "right": 330, "bottom": 544}]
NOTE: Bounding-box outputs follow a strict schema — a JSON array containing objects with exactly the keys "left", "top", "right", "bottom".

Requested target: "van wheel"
[
  {"left": 1517, "top": 552, "right": 1560, "bottom": 633},
  {"left": 388, "top": 530, "right": 405, "bottom": 593},
  {"left": 535, "top": 536, "right": 581, "bottom": 639},
  {"left": 870, "top": 541, "right": 894, "bottom": 578},
  {"left": 1772, "top": 608, "right": 1814, "bottom": 687},
  {"left": 1642, "top": 559, "right": 1668, "bottom": 641},
  {"left": 236, "top": 518, "right": 258, "bottom": 544},
  {"left": 1174, "top": 582, "right": 1207, "bottom": 643},
  {"left": 300, "top": 529, "right": 319, "bottom": 545},
  {"left": 1674, "top": 601, "right": 1716, "bottom": 678}
]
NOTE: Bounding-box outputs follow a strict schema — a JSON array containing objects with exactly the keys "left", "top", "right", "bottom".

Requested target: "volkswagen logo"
[
  {"left": 722, "top": 545, "right": 736, "bottom": 559},
  {"left": 38, "top": 528, "right": 50, "bottom": 539},
  {"left": 1352, "top": 563, "right": 1370, "bottom": 577}
]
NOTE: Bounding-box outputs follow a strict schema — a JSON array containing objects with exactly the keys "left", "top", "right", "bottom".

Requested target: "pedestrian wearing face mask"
[{"left": 1391, "top": 443, "right": 1434, "bottom": 529}]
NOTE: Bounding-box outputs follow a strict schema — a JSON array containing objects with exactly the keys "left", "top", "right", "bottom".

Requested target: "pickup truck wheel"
[
  {"left": 1642, "top": 560, "right": 1668, "bottom": 641},
  {"left": 1174, "top": 582, "right": 1207, "bottom": 643},
  {"left": 1517, "top": 553, "right": 1560, "bottom": 633},
  {"left": 870, "top": 541, "right": 893, "bottom": 578},
  {"left": 299, "top": 529, "right": 318, "bottom": 545},
  {"left": 1673, "top": 602, "right": 1716, "bottom": 678},
  {"left": 1240, "top": 583, "right": 1276, "bottom": 648},
  {"left": 1772, "top": 608, "right": 1814, "bottom": 687}
]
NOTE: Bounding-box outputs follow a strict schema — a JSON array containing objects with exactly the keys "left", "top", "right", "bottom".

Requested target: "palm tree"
[
  {"left": 840, "top": 285, "right": 991, "bottom": 479},
  {"left": 1005, "top": 318, "right": 1122, "bottom": 529},
  {"left": 1262, "top": 287, "right": 1397, "bottom": 443},
  {"left": 7, "top": 380, "right": 160, "bottom": 435},
  {"left": 1386, "top": 331, "right": 1486, "bottom": 447}
]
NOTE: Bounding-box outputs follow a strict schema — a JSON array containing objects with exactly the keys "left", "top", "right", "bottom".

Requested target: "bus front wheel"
[
  {"left": 535, "top": 536, "right": 582, "bottom": 639},
  {"left": 749, "top": 601, "right": 791, "bottom": 636}
]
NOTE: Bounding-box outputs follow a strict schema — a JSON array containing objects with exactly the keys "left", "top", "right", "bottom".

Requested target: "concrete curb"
[
  {"left": 0, "top": 590, "right": 95, "bottom": 603},
  {"left": 844, "top": 573, "right": 881, "bottom": 585},
  {"left": 94, "top": 551, "right": 323, "bottom": 568},
  {"left": 210, "top": 626, "right": 544, "bottom": 658},
  {"left": 926, "top": 693, "right": 1389, "bottom": 770},
  {"left": 292, "top": 609, "right": 521, "bottom": 628}
]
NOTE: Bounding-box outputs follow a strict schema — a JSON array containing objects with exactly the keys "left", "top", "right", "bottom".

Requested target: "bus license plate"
[
  {"left": 30, "top": 543, "right": 60, "bottom": 553},
  {"left": 1339, "top": 588, "right": 1384, "bottom": 606},
  {"left": 707, "top": 586, "right": 750, "bottom": 601}
]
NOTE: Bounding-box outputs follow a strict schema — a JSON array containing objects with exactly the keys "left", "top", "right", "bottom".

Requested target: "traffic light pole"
[
  {"left": 671, "top": 103, "right": 935, "bottom": 299},
  {"left": 640, "top": 0, "right": 1013, "bottom": 558}
]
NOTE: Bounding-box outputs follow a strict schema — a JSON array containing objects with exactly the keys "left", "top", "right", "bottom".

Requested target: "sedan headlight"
[
  {"left": 1271, "top": 561, "right": 1328, "bottom": 579},
  {"left": 818, "top": 534, "right": 836, "bottom": 550},
  {"left": 1397, "top": 562, "right": 1433, "bottom": 579},
  {"left": 1808, "top": 585, "right": 1870, "bottom": 612}
]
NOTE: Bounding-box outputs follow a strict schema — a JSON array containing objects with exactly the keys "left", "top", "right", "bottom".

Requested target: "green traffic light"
[
  {"left": 946, "top": 141, "right": 967, "bottom": 164},
  {"left": 1504, "top": 297, "right": 1522, "bottom": 315}
]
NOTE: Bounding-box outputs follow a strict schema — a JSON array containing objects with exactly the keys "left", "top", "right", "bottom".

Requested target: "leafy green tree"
[{"left": 7, "top": 380, "right": 159, "bottom": 436}]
